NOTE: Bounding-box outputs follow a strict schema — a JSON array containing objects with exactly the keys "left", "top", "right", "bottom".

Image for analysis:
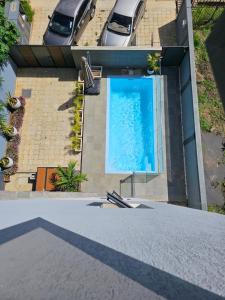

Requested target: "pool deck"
[{"left": 81, "top": 69, "right": 168, "bottom": 201}]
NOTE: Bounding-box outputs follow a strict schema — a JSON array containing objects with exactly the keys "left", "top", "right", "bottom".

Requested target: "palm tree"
[{"left": 53, "top": 160, "right": 87, "bottom": 192}]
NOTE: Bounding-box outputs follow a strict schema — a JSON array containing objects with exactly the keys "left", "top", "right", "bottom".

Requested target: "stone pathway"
[{"left": 6, "top": 68, "right": 80, "bottom": 191}]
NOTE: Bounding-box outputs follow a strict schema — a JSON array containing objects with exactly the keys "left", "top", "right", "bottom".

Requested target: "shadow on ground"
[
  {"left": 206, "top": 10, "right": 225, "bottom": 110},
  {"left": 0, "top": 218, "right": 223, "bottom": 300},
  {"left": 162, "top": 66, "right": 186, "bottom": 205},
  {"left": 158, "top": 21, "right": 177, "bottom": 46}
]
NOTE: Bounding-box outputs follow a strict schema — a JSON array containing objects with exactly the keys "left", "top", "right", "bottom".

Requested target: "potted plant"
[
  {"left": 7, "top": 92, "right": 21, "bottom": 109},
  {"left": 75, "top": 82, "right": 84, "bottom": 95},
  {"left": 74, "top": 110, "right": 83, "bottom": 124},
  {"left": 71, "top": 135, "right": 82, "bottom": 152},
  {"left": 74, "top": 95, "right": 84, "bottom": 110},
  {"left": 0, "top": 121, "right": 18, "bottom": 138},
  {"left": 147, "top": 53, "right": 161, "bottom": 75},
  {"left": 0, "top": 156, "right": 14, "bottom": 169},
  {"left": 72, "top": 122, "right": 83, "bottom": 138}
]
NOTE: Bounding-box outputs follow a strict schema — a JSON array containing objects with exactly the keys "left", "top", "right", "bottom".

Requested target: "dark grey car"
[{"left": 43, "top": 0, "right": 97, "bottom": 45}]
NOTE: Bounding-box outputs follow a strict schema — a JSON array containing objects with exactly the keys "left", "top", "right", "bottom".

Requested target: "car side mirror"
[
  {"left": 133, "top": 25, "right": 136, "bottom": 31},
  {"left": 48, "top": 15, "right": 51, "bottom": 20}
]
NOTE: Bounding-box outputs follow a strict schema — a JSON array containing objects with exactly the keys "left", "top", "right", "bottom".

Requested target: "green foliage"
[
  {"left": 193, "top": 7, "right": 224, "bottom": 29},
  {"left": 53, "top": 161, "right": 87, "bottom": 192},
  {"left": 147, "top": 53, "right": 160, "bottom": 74},
  {"left": 70, "top": 135, "right": 81, "bottom": 151},
  {"left": 0, "top": 6, "right": 19, "bottom": 65},
  {"left": 74, "top": 95, "right": 84, "bottom": 110},
  {"left": 193, "top": 17, "right": 225, "bottom": 135},
  {"left": 0, "top": 157, "right": 9, "bottom": 168},
  {"left": 0, "top": 120, "right": 13, "bottom": 136},
  {"left": 193, "top": 32, "right": 201, "bottom": 49},
  {"left": 20, "top": 0, "right": 34, "bottom": 23},
  {"left": 208, "top": 204, "right": 225, "bottom": 215},
  {"left": 74, "top": 82, "right": 84, "bottom": 95},
  {"left": 200, "top": 116, "right": 211, "bottom": 132},
  {"left": 0, "top": 102, "right": 6, "bottom": 125}
]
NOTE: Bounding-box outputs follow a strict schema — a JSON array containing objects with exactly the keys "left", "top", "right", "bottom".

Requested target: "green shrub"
[
  {"left": 20, "top": 0, "right": 34, "bottom": 23},
  {"left": 194, "top": 32, "right": 201, "bottom": 49},
  {"left": 52, "top": 161, "right": 87, "bottom": 192},
  {"left": 193, "top": 7, "right": 224, "bottom": 29},
  {"left": 0, "top": 6, "right": 19, "bottom": 65},
  {"left": 200, "top": 116, "right": 211, "bottom": 132},
  {"left": 208, "top": 204, "right": 225, "bottom": 215}
]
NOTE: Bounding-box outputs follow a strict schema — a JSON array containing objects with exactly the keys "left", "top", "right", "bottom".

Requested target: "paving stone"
[{"left": 5, "top": 68, "right": 81, "bottom": 192}]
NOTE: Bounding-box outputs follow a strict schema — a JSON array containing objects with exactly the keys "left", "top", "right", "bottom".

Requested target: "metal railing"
[{"left": 176, "top": 0, "right": 225, "bottom": 13}]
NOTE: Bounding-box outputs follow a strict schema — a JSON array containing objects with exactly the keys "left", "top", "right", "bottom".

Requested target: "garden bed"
[{"left": 3, "top": 96, "right": 26, "bottom": 177}]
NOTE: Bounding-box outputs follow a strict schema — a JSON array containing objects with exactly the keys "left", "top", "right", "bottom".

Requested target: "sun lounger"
[{"left": 106, "top": 192, "right": 133, "bottom": 208}]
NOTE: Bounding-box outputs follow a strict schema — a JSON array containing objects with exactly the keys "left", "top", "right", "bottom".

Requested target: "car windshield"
[
  {"left": 107, "top": 13, "right": 132, "bottom": 35},
  {"left": 49, "top": 12, "right": 74, "bottom": 36}
]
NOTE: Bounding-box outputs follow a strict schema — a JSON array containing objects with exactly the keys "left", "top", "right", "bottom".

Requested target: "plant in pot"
[
  {"left": 7, "top": 92, "right": 21, "bottom": 109},
  {"left": 74, "top": 82, "right": 84, "bottom": 96},
  {"left": 71, "top": 135, "right": 82, "bottom": 152},
  {"left": 72, "top": 122, "right": 82, "bottom": 137},
  {"left": 74, "top": 110, "right": 83, "bottom": 124},
  {"left": 0, "top": 156, "right": 14, "bottom": 169},
  {"left": 147, "top": 53, "right": 161, "bottom": 75},
  {"left": 0, "top": 121, "right": 18, "bottom": 138},
  {"left": 74, "top": 95, "right": 84, "bottom": 110}
]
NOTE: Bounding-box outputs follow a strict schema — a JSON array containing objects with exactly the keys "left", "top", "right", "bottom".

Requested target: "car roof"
[
  {"left": 55, "top": 0, "right": 83, "bottom": 18},
  {"left": 114, "top": 0, "right": 141, "bottom": 17}
]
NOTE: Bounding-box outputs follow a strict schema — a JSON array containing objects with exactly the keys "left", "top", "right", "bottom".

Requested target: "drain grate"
[{"left": 22, "top": 89, "right": 32, "bottom": 98}]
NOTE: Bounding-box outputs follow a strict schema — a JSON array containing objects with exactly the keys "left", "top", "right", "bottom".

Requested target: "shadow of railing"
[{"left": 0, "top": 217, "right": 224, "bottom": 300}]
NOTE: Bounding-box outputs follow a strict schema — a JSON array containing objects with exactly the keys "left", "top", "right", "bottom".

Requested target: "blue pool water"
[{"left": 106, "top": 77, "right": 157, "bottom": 173}]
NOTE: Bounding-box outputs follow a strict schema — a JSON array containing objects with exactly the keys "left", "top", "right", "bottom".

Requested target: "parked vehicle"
[
  {"left": 43, "top": 0, "right": 97, "bottom": 45},
  {"left": 100, "top": 0, "right": 146, "bottom": 46}
]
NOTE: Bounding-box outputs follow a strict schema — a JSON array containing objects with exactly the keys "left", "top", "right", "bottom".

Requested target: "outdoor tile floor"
[
  {"left": 6, "top": 68, "right": 80, "bottom": 192},
  {"left": 6, "top": 68, "right": 169, "bottom": 200},
  {"left": 29, "top": 0, "right": 177, "bottom": 46}
]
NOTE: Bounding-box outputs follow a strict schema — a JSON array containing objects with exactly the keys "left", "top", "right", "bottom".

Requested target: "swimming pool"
[{"left": 106, "top": 76, "right": 159, "bottom": 174}]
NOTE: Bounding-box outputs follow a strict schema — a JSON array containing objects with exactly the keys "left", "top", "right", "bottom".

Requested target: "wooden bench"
[{"left": 36, "top": 167, "right": 58, "bottom": 191}]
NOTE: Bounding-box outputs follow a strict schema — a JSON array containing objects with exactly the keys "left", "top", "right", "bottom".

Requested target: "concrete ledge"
[{"left": 0, "top": 192, "right": 106, "bottom": 200}]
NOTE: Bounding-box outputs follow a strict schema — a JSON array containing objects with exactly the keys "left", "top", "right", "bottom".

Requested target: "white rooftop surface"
[{"left": 0, "top": 198, "right": 225, "bottom": 299}]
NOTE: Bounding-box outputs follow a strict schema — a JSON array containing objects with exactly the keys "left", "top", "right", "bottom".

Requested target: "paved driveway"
[{"left": 29, "top": 0, "right": 176, "bottom": 46}]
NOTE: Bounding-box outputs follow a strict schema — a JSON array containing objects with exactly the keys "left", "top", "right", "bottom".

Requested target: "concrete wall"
[
  {"left": 71, "top": 47, "right": 161, "bottom": 69},
  {"left": 177, "top": 0, "right": 207, "bottom": 210},
  {"left": 0, "top": 59, "right": 17, "bottom": 190}
]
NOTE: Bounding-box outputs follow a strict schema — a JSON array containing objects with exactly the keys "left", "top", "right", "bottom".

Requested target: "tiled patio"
[
  {"left": 6, "top": 68, "right": 80, "bottom": 192},
  {"left": 29, "top": 0, "right": 177, "bottom": 46}
]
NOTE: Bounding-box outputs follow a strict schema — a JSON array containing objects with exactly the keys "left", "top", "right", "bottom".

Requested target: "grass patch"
[
  {"left": 193, "top": 7, "right": 225, "bottom": 135},
  {"left": 208, "top": 204, "right": 225, "bottom": 215}
]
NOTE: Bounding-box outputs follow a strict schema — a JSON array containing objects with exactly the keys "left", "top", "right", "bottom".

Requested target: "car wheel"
[{"left": 90, "top": 6, "right": 95, "bottom": 20}]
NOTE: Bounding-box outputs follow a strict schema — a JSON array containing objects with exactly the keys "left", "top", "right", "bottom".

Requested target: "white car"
[{"left": 100, "top": 0, "right": 146, "bottom": 46}]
